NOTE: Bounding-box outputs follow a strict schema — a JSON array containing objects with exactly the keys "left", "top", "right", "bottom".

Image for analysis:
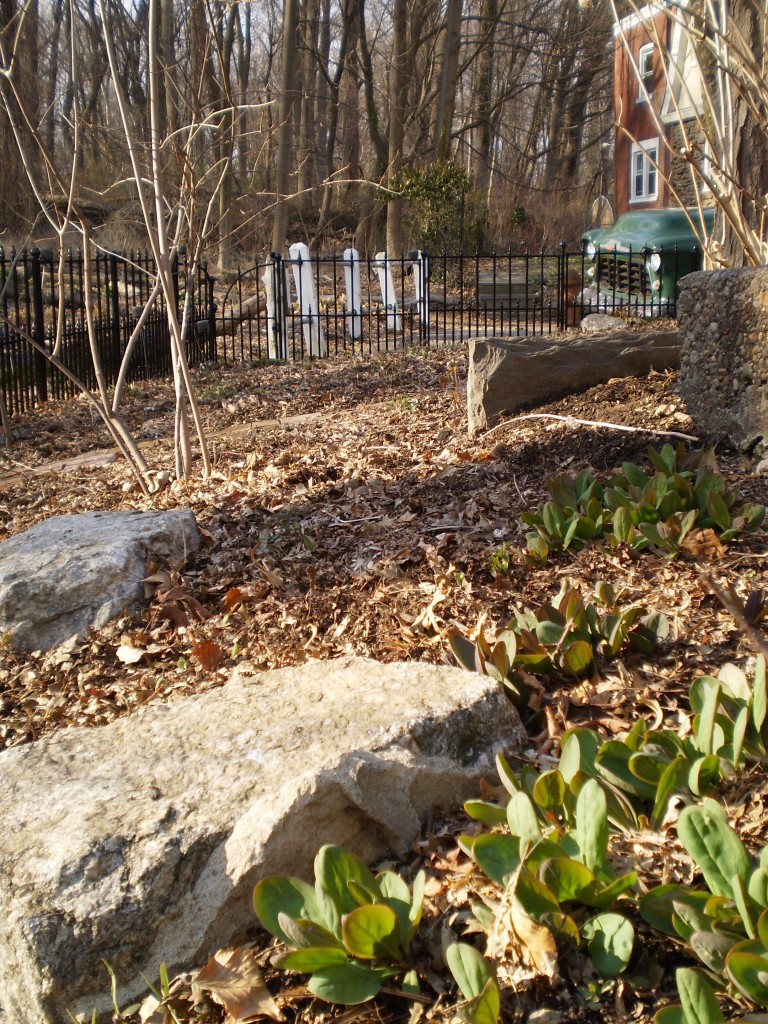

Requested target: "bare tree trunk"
[
  {"left": 386, "top": 0, "right": 408, "bottom": 256},
  {"left": 271, "top": 0, "right": 299, "bottom": 252},
  {"left": 431, "top": 0, "right": 463, "bottom": 161}
]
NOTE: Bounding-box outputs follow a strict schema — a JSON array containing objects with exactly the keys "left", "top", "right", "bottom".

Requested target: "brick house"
[{"left": 613, "top": 2, "right": 713, "bottom": 216}]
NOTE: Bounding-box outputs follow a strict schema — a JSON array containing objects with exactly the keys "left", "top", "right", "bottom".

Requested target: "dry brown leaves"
[{"left": 2, "top": 350, "right": 768, "bottom": 1024}]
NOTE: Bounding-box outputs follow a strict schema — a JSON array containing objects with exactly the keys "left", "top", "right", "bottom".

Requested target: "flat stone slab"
[
  {"left": 0, "top": 510, "right": 202, "bottom": 651},
  {"left": 0, "top": 656, "right": 524, "bottom": 1023},
  {"left": 467, "top": 329, "right": 679, "bottom": 435}
]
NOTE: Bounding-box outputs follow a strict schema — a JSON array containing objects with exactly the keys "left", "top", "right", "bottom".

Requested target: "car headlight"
[
  {"left": 651, "top": 279, "right": 661, "bottom": 291},
  {"left": 586, "top": 266, "right": 595, "bottom": 279},
  {"left": 648, "top": 253, "right": 662, "bottom": 273},
  {"left": 585, "top": 243, "right": 597, "bottom": 260}
]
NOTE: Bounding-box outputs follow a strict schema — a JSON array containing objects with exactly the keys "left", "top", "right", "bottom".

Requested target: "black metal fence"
[
  {"left": 0, "top": 242, "right": 701, "bottom": 418},
  {"left": 0, "top": 247, "right": 215, "bottom": 417}
]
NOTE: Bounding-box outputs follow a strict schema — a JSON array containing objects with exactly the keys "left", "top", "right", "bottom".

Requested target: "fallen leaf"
[
  {"left": 192, "top": 947, "right": 284, "bottom": 1022},
  {"left": 116, "top": 643, "right": 144, "bottom": 665},
  {"left": 191, "top": 639, "right": 226, "bottom": 670}
]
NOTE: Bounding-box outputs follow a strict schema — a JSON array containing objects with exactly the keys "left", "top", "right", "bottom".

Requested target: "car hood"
[{"left": 582, "top": 208, "right": 714, "bottom": 251}]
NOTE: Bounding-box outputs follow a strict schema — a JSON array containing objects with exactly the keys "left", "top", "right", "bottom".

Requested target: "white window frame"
[
  {"left": 629, "top": 137, "right": 659, "bottom": 202},
  {"left": 637, "top": 43, "right": 654, "bottom": 102}
]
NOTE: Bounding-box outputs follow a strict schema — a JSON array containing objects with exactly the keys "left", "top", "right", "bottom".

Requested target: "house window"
[
  {"left": 638, "top": 43, "right": 654, "bottom": 101},
  {"left": 630, "top": 138, "right": 659, "bottom": 201}
]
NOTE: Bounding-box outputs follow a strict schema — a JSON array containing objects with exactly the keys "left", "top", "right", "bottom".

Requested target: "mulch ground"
[{"left": 1, "top": 343, "right": 767, "bottom": 1024}]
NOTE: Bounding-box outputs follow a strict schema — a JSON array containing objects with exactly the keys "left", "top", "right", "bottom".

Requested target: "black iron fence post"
[
  {"left": 207, "top": 270, "right": 217, "bottom": 360},
  {"left": 29, "top": 248, "right": 48, "bottom": 402},
  {"left": 109, "top": 254, "right": 121, "bottom": 378}
]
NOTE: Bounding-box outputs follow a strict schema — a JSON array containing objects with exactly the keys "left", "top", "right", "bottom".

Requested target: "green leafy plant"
[
  {"left": 521, "top": 445, "right": 765, "bottom": 563},
  {"left": 446, "top": 943, "right": 501, "bottom": 1024},
  {"left": 461, "top": 770, "right": 636, "bottom": 978},
  {"left": 449, "top": 581, "right": 668, "bottom": 717},
  {"left": 253, "top": 845, "right": 425, "bottom": 1004},
  {"left": 643, "top": 798, "right": 768, "bottom": 1008}
]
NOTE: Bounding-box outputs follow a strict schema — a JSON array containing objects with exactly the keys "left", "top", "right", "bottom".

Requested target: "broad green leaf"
[
  {"left": 613, "top": 505, "right": 634, "bottom": 544},
  {"left": 409, "top": 870, "right": 425, "bottom": 929},
  {"left": 595, "top": 741, "right": 657, "bottom": 800},
  {"left": 254, "top": 876, "right": 321, "bottom": 945},
  {"left": 308, "top": 963, "right": 385, "bottom": 1004},
  {"left": 688, "top": 755, "right": 721, "bottom": 797},
  {"left": 690, "top": 931, "right": 738, "bottom": 974},
  {"left": 446, "top": 943, "right": 494, "bottom": 1001},
  {"left": 754, "top": 657, "right": 767, "bottom": 733},
  {"left": 575, "top": 778, "right": 608, "bottom": 873},
  {"left": 696, "top": 681, "right": 721, "bottom": 755},
  {"left": 464, "top": 800, "right": 508, "bottom": 828},
  {"left": 733, "top": 874, "right": 757, "bottom": 938},
  {"left": 629, "top": 751, "right": 668, "bottom": 786},
  {"left": 727, "top": 949, "right": 768, "bottom": 1005},
  {"left": 559, "top": 729, "right": 600, "bottom": 783},
  {"left": 513, "top": 871, "right": 561, "bottom": 920},
  {"left": 677, "top": 966, "right": 725, "bottom": 1024},
  {"left": 348, "top": 879, "right": 380, "bottom": 907},
  {"left": 376, "top": 871, "right": 410, "bottom": 904},
  {"left": 622, "top": 462, "right": 648, "bottom": 488},
  {"left": 706, "top": 491, "right": 731, "bottom": 532},
  {"left": 495, "top": 753, "right": 521, "bottom": 796},
  {"left": 582, "top": 913, "right": 634, "bottom": 978},
  {"left": 532, "top": 770, "right": 566, "bottom": 811},
  {"left": 733, "top": 705, "right": 750, "bottom": 767},
  {"left": 640, "top": 887, "right": 713, "bottom": 936},
  {"left": 449, "top": 631, "right": 479, "bottom": 673},
  {"left": 654, "top": 1006, "right": 687, "bottom": 1024},
  {"left": 678, "top": 800, "right": 751, "bottom": 900},
  {"left": 563, "top": 639, "right": 594, "bottom": 675},
  {"left": 507, "top": 792, "right": 542, "bottom": 841},
  {"left": 316, "top": 846, "right": 380, "bottom": 918},
  {"left": 402, "top": 969, "right": 420, "bottom": 996},
  {"left": 464, "top": 977, "right": 501, "bottom": 1024},
  {"left": 589, "top": 872, "right": 637, "bottom": 907},
  {"left": 536, "top": 620, "right": 564, "bottom": 646},
  {"left": 272, "top": 947, "right": 350, "bottom": 972},
  {"left": 277, "top": 914, "right": 341, "bottom": 949},
  {"left": 342, "top": 904, "right": 402, "bottom": 960},
  {"left": 759, "top": 909, "right": 768, "bottom": 947},
  {"left": 539, "top": 857, "right": 595, "bottom": 901},
  {"left": 473, "top": 834, "right": 521, "bottom": 886}
]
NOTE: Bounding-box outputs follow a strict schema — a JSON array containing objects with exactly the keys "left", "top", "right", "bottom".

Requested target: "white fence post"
[
  {"left": 342, "top": 247, "right": 363, "bottom": 339},
  {"left": 411, "top": 250, "right": 430, "bottom": 329},
  {"left": 262, "top": 254, "right": 287, "bottom": 360},
  {"left": 288, "top": 242, "right": 326, "bottom": 357},
  {"left": 373, "top": 252, "right": 400, "bottom": 333}
]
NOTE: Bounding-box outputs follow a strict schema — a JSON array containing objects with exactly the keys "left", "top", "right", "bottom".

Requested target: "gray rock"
[
  {"left": 467, "top": 330, "right": 680, "bottom": 435},
  {"left": 580, "top": 313, "right": 621, "bottom": 333},
  {"left": 678, "top": 268, "right": 768, "bottom": 451},
  {"left": 0, "top": 656, "right": 524, "bottom": 1024},
  {"left": 0, "top": 510, "right": 202, "bottom": 651}
]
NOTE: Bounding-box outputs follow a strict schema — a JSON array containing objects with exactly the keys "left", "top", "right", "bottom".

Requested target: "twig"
[
  {"left": 700, "top": 573, "right": 768, "bottom": 659},
  {"left": 482, "top": 412, "right": 699, "bottom": 443}
]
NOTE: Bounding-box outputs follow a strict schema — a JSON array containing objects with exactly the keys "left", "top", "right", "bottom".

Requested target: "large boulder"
[
  {"left": 0, "top": 510, "right": 202, "bottom": 651},
  {"left": 467, "top": 330, "right": 680, "bottom": 435},
  {"left": 0, "top": 656, "right": 524, "bottom": 1024},
  {"left": 678, "top": 267, "right": 768, "bottom": 451}
]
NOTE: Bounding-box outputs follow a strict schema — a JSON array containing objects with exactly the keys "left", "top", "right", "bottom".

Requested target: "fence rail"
[{"left": 0, "top": 243, "right": 700, "bottom": 418}]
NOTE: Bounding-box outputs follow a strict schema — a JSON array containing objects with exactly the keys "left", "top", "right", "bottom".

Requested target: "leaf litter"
[{"left": 1, "top": 347, "right": 768, "bottom": 1024}]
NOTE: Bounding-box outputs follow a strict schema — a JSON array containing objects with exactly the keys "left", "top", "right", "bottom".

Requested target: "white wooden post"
[
  {"left": 373, "top": 251, "right": 400, "bottom": 333},
  {"left": 411, "top": 250, "right": 430, "bottom": 328},
  {"left": 288, "top": 242, "right": 326, "bottom": 357},
  {"left": 342, "top": 247, "right": 363, "bottom": 339},
  {"left": 262, "top": 254, "right": 286, "bottom": 360}
]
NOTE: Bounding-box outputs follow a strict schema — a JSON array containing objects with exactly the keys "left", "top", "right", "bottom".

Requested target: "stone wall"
[
  {"left": 677, "top": 266, "right": 768, "bottom": 450},
  {"left": 667, "top": 123, "right": 716, "bottom": 210}
]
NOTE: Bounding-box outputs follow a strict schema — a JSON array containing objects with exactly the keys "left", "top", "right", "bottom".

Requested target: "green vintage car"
[{"left": 582, "top": 207, "right": 714, "bottom": 312}]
